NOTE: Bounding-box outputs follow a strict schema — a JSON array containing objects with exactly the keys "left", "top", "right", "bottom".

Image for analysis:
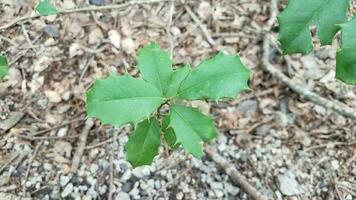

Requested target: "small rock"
[
  {"left": 274, "top": 111, "right": 289, "bottom": 128},
  {"left": 176, "top": 192, "right": 184, "bottom": 200},
  {"left": 87, "top": 187, "right": 98, "bottom": 199},
  {"left": 86, "top": 176, "right": 97, "bottom": 186},
  {"left": 115, "top": 192, "right": 130, "bottom": 200},
  {"left": 61, "top": 91, "right": 71, "bottom": 101},
  {"left": 108, "top": 30, "right": 121, "bottom": 49},
  {"left": 0, "top": 112, "right": 24, "bottom": 131},
  {"left": 61, "top": 183, "right": 73, "bottom": 198},
  {"left": 154, "top": 180, "right": 161, "bottom": 190},
  {"left": 57, "top": 127, "right": 68, "bottom": 137},
  {"left": 90, "top": 164, "right": 99, "bottom": 174},
  {"left": 214, "top": 189, "right": 224, "bottom": 198},
  {"left": 60, "top": 176, "right": 71, "bottom": 187},
  {"left": 43, "top": 163, "right": 53, "bottom": 171},
  {"left": 224, "top": 183, "right": 239, "bottom": 196},
  {"left": 57, "top": 105, "right": 71, "bottom": 114},
  {"left": 44, "top": 90, "right": 62, "bottom": 103},
  {"left": 278, "top": 171, "right": 304, "bottom": 196},
  {"left": 255, "top": 124, "right": 271, "bottom": 136},
  {"left": 236, "top": 100, "right": 257, "bottom": 116},
  {"left": 69, "top": 43, "right": 83, "bottom": 58},
  {"left": 89, "top": 0, "right": 105, "bottom": 6},
  {"left": 210, "top": 182, "right": 224, "bottom": 190},
  {"left": 82, "top": 195, "right": 92, "bottom": 200},
  {"left": 44, "top": 25, "right": 60, "bottom": 38},
  {"left": 98, "top": 185, "right": 107, "bottom": 195},
  {"left": 331, "top": 160, "right": 339, "bottom": 170},
  {"left": 197, "top": 2, "right": 213, "bottom": 20},
  {"left": 88, "top": 28, "right": 104, "bottom": 44},
  {"left": 122, "top": 182, "right": 133, "bottom": 193},
  {"left": 53, "top": 141, "right": 72, "bottom": 158},
  {"left": 121, "top": 38, "right": 135, "bottom": 54}
]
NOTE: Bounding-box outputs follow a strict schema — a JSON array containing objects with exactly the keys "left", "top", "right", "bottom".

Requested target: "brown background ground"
[{"left": 0, "top": 0, "right": 355, "bottom": 199}]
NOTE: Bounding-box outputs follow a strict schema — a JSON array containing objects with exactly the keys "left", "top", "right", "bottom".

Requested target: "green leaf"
[
  {"left": 125, "top": 117, "right": 161, "bottom": 167},
  {"left": 278, "top": 0, "right": 350, "bottom": 54},
  {"left": 0, "top": 55, "right": 9, "bottom": 80},
  {"left": 169, "top": 105, "right": 217, "bottom": 158},
  {"left": 137, "top": 43, "right": 173, "bottom": 93},
  {"left": 177, "top": 52, "right": 250, "bottom": 100},
  {"left": 336, "top": 17, "right": 356, "bottom": 85},
  {"left": 36, "top": 0, "right": 59, "bottom": 16},
  {"left": 86, "top": 75, "right": 165, "bottom": 126},
  {"left": 162, "top": 115, "right": 179, "bottom": 148},
  {"left": 164, "top": 66, "right": 191, "bottom": 97}
]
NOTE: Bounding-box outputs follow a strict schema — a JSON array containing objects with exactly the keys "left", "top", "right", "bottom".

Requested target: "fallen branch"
[
  {"left": 0, "top": 0, "right": 175, "bottom": 31},
  {"left": 205, "top": 146, "right": 269, "bottom": 200},
  {"left": 71, "top": 118, "right": 94, "bottom": 172},
  {"left": 261, "top": 36, "right": 356, "bottom": 121}
]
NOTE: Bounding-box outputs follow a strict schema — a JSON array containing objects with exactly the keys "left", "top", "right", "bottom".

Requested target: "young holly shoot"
[
  {"left": 86, "top": 43, "right": 250, "bottom": 167},
  {"left": 1, "top": 0, "right": 355, "bottom": 168}
]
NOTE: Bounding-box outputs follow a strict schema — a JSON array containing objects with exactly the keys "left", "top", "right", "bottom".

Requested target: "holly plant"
[
  {"left": 278, "top": 0, "right": 356, "bottom": 85},
  {"left": 86, "top": 43, "right": 250, "bottom": 167}
]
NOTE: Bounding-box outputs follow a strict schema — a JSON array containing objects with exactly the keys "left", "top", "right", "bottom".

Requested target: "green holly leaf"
[
  {"left": 177, "top": 52, "right": 250, "bottom": 100},
  {"left": 278, "top": 0, "right": 350, "bottom": 54},
  {"left": 137, "top": 43, "right": 173, "bottom": 93},
  {"left": 336, "top": 18, "right": 356, "bottom": 85},
  {"left": 0, "top": 55, "right": 9, "bottom": 80},
  {"left": 36, "top": 0, "right": 59, "bottom": 16},
  {"left": 125, "top": 117, "right": 161, "bottom": 167},
  {"left": 86, "top": 75, "right": 165, "bottom": 126},
  {"left": 164, "top": 66, "right": 191, "bottom": 97},
  {"left": 169, "top": 105, "right": 217, "bottom": 158},
  {"left": 162, "top": 115, "right": 179, "bottom": 149}
]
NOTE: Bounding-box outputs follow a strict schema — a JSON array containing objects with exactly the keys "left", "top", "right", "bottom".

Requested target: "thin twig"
[
  {"left": 108, "top": 143, "right": 114, "bottom": 200},
  {"left": 0, "top": 153, "right": 20, "bottom": 174},
  {"left": 85, "top": 0, "right": 108, "bottom": 30},
  {"left": 18, "top": 134, "right": 79, "bottom": 141},
  {"left": 71, "top": 118, "right": 94, "bottom": 172},
  {"left": 261, "top": 36, "right": 356, "bottom": 120},
  {"left": 31, "top": 118, "right": 84, "bottom": 136},
  {"left": 0, "top": 0, "right": 175, "bottom": 31},
  {"left": 0, "top": 34, "right": 19, "bottom": 46},
  {"left": 205, "top": 146, "right": 269, "bottom": 200},
  {"left": 21, "top": 24, "right": 36, "bottom": 53},
  {"left": 22, "top": 141, "right": 42, "bottom": 197},
  {"left": 184, "top": 5, "right": 215, "bottom": 47}
]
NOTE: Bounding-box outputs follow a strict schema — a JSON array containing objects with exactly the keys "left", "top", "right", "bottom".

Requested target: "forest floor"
[{"left": 0, "top": 0, "right": 356, "bottom": 200}]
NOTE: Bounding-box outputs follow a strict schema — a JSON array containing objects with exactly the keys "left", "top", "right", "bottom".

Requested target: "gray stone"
[
  {"left": 278, "top": 171, "right": 304, "bottom": 196},
  {"left": 44, "top": 25, "right": 60, "bottom": 38},
  {"left": 115, "top": 192, "right": 130, "bottom": 200},
  {"left": 61, "top": 183, "right": 73, "bottom": 198},
  {"left": 60, "top": 176, "right": 71, "bottom": 187}
]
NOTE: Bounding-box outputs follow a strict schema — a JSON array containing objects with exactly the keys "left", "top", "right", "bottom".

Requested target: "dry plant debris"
[{"left": 0, "top": 0, "right": 355, "bottom": 200}]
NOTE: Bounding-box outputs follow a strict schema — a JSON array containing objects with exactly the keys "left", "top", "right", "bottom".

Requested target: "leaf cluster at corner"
[
  {"left": 278, "top": 0, "right": 356, "bottom": 85},
  {"left": 36, "top": 0, "right": 59, "bottom": 16},
  {"left": 86, "top": 42, "right": 251, "bottom": 167}
]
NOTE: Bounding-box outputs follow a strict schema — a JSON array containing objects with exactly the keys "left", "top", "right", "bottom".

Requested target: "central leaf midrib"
[
  {"left": 97, "top": 96, "right": 165, "bottom": 103},
  {"left": 137, "top": 120, "right": 157, "bottom": 162}
]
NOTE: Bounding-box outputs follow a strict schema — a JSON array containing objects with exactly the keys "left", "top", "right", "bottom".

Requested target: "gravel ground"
[{"left": 0, "top": 0, "right": 356, "bottom": 200}]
